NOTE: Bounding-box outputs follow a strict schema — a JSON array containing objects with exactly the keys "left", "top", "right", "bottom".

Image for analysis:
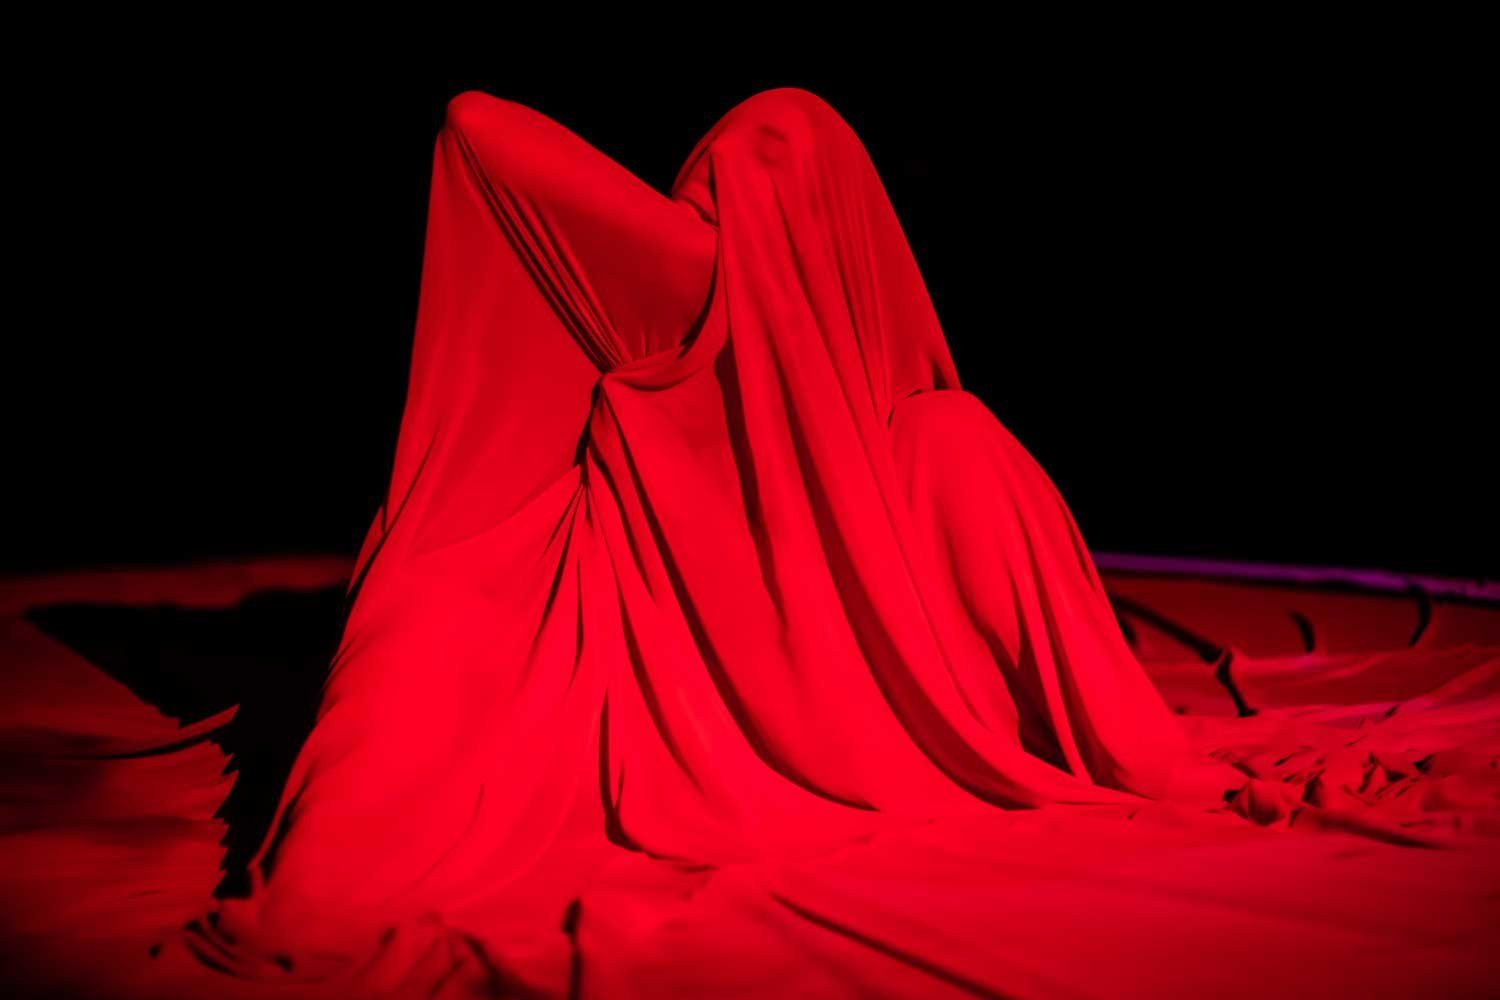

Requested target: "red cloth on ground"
[{"left": 2, "top": 89, "right": 1495, "bottom": 999}]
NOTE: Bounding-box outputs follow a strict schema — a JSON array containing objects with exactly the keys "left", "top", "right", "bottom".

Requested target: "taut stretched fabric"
[{"left": 108, "top": 89, "right": 1491, "bottom": 997}]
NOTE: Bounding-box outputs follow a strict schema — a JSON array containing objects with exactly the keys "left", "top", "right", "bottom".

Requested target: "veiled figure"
[{"left": 174, "top": 86, "right": 1247, "bottom": 994}]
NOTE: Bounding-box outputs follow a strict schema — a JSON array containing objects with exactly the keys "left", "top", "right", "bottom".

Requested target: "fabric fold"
[{"left": 103, "top": 87, "right": 1493, "bottom": 999}]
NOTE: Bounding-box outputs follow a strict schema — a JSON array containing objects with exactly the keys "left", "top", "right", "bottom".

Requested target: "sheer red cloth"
[{"left": 11, "top": 88, "right": 1493, "bottom": 998}]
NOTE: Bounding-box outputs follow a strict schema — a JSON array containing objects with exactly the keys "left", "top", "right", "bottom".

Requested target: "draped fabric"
[
  {"left": 10, "top": 88, "right": 1494, "bottom": 998},
  {"left": 176, "top": 84, "right": 1238, "bottom": 979}
]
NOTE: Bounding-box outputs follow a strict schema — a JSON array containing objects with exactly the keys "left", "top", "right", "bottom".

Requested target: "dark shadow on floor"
[{"left": 24, "top": 586, "right": 346, "bottom": 897}]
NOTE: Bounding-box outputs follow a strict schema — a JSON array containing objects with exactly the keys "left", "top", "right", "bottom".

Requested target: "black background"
[{"left": 7, "top": 32, "right": 1492, "bottom": 578}]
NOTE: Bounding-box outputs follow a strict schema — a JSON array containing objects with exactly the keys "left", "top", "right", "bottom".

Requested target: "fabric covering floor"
[{"left": 1, "top": 555, "right": 1496, "bottom": 999}]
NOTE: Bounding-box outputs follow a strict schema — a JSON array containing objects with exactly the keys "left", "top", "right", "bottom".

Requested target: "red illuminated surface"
[{"left": 2, "top": 88, "right": 1495, "bottom": 997}]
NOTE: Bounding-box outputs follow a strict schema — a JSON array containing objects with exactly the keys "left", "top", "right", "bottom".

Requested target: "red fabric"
[
  {"left": 4, "top": 88, "right": 1497, "bottom": 998},
  {"left": 233, "top": 84, "right": 1242, "bottom": 941},
  {"left": 4, "top": 560, "right": 1498, "bottom": 999}
]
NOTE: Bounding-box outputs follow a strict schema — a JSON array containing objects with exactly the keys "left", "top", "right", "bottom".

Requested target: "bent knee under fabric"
[
  {"left": 444, "top": 91, "right": 719, "bottom": 367},
  {"left": 352, "top": 94, "right": 723, "bottom": 572}
]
